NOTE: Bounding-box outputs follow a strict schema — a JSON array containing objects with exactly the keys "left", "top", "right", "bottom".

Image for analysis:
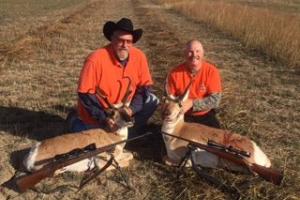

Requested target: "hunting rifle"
[
  {"left": 16, "top": 132, "right": 153, "bottom": 193},
  {"left": 161, "top": 131, "right": 283, "bottom": 185}
]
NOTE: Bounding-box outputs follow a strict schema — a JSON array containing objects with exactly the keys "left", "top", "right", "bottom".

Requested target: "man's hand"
[
  {"left": 119, "top": 107, "right": 133, "bottom": 121},
  {"left": 181, "top": 99, "right": 193, "bottom": 113},
  {"left": 105, "top": 117, "right": 119, "bottom": 132}
]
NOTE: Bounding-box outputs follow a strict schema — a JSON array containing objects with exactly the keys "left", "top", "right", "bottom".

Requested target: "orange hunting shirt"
[
  {"left": 77, "top": 44, "right": 153, "bottom": 125},
  {"left": 167, "top": 61, "right": 222, "bottom": 116}
]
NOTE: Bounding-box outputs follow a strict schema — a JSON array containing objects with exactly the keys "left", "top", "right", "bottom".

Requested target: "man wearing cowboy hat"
[{"left": 69, "top": 18, "right": 159, "bottom": 134}]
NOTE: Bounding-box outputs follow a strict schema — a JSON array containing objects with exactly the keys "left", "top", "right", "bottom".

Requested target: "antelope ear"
[
  {"left": 170, "top": 94, "right": 177, "bottom": 100},
  {"left": 168, "top": 94, "right": 178, "bottom": 101},
  {"left": 124, "top": 101, "right": 131, "bottom": 107}
]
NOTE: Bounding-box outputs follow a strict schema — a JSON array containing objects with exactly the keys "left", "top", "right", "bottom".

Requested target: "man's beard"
[
  {"left": 117, "top": 49, "right": 129, "bottom": 61},
  {"left": 187, "top": 57, "right": 202, "bottom": 74}
]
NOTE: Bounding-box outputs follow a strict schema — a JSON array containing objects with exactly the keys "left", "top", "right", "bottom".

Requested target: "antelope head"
[
  {"left": 162, "top": 78, "right": 194, "bottom": 123},
  {"left": 96, "top": 76, "right": 134, "bottom": 131}
]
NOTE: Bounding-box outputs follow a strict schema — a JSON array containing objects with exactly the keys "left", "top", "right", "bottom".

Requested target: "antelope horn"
[
  {"left": 179, "top": 77, "right": 194, "bottom": 102},
  {"left": 121, "top": 76, "right": 132, "bottom": 105},
  {"left": 95, "top": 87, "right": 117, "bottom": 109},
  {"left": 164, "top": 73, "right": 179, "bottom": 102}
]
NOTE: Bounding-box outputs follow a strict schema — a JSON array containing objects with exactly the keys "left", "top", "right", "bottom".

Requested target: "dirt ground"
[{"left": 0, "top": 0, "right": 299, "bottom": 199}]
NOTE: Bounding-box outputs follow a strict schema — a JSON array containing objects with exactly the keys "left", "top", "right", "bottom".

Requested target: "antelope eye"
[{"left": 106, "top": 109, "right": 115, "bottom": 117}]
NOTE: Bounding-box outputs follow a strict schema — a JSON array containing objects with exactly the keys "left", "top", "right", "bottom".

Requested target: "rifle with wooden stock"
[
  {"left": 16, "top": 132, "right": 153, "bottom": 193},
  {"left": 161, "top": 131, "right": 283, "bottom": 185}
]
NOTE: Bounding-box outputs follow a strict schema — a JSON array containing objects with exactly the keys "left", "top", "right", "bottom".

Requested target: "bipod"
[
  {"left": 175, "top": 146, "right": 193, "bottom": 179},
  {"left": 77, "top": 154, "right": 131, "bottom": 191},
  {"left": 111, "top": 155, "right": 132, "bottom": 190},
  {"left": 176, "top": 144, "right": 242, "bottom": 200}
]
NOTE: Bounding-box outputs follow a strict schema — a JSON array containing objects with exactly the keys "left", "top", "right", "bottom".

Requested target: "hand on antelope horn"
[
  {"left": 119, "top": 106, "right": 133, "bottom": 122},
  {"left": 105, "top": 117, "right": 119, "bottom": 132}
]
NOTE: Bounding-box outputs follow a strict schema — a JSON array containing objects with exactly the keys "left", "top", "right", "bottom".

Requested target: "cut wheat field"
[{"left": 0, "top": 0, "right": 299, "bottom": 199}]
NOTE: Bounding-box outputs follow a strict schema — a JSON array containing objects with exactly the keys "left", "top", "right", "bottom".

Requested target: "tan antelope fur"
[
  {"left": 161, "top": 82, "right": 271, "bottom": 173},
  {"left": 24, "top": 128, "right": 132, "bottom": 173},
  {"left": 24, "top": 78, "right": 135, "bottom": 173}
]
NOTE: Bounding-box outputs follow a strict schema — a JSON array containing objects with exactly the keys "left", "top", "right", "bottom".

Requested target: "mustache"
[
  {"left": 118, "top": 48, "right": 129, "bottom": 51},
  {"left": 190, "top": 56, "right": 200, "bottom": 60}
]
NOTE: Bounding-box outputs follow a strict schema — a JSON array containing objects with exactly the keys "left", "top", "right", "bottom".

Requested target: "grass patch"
[
  {"left": 158, "top": 0, "right": 300, "bottom": 67},
  {"left": 0, "top": 0, "right": 87, "bottom": 22}
]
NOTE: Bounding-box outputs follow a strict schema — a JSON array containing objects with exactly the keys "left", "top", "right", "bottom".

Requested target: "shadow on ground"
[
  {"left": 125, "top": 123, "right": 166, "bottom": 163},
  {"left": 1, "top": 148, "right": 31, "bottom": 193},
  {"left": 0, "top": 105, "right": 72, "bottom": 141}
]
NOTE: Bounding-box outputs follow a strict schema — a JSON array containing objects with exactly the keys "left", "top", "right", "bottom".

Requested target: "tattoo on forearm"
[{"left": 192, "top": 93, "right": 222, "bottom": 112}]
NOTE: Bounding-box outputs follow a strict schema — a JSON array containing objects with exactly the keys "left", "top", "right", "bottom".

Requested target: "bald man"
[{"left": 165, "top": 40, "right": 222, "bottom": 128}]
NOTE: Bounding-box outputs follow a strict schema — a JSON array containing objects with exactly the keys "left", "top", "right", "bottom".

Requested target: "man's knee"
[
  {"left": 132, "top": 92, "right": 159, "bottom": 126},
  {"left": 66, "top": 110, "right": 95, "bottom": 133},
  {"left": 144, "top": 92, "right": 160, "bottom": 110}
]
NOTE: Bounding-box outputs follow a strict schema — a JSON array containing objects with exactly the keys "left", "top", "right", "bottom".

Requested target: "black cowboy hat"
[{"left": 103, "top": 18, "right": 143, "bottom": 43}]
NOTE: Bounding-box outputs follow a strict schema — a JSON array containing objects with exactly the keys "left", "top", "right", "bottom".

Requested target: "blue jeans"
[
  {"left": 69, "top": 93, "right": 159, "bottom": 133},
  {"left": 69, "top": 118, "right": 101, "bottom": 133}
]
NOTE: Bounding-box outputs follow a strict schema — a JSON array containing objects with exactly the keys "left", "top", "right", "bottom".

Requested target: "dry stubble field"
[{"left": 0, "top": 0, "right": 299, "bottom": 199}]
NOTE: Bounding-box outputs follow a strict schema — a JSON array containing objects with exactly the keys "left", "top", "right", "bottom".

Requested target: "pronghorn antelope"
[
  {"left": 24, "top": 78, "right": 135, "bottom": 173},
  {"left": 161, "top": 79, "right": 271, "bottom": 173}
]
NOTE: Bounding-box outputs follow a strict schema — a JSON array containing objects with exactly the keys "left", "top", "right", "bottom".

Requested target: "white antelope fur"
[
  {"left": 24, "top": 142, "right": 41, "bottom": 172},
  {"left": 23, "top": 127, "right": 132, "bottom": 174},
  {"left": 161, "top": 99, "right": 271, "bottom": 172}
]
